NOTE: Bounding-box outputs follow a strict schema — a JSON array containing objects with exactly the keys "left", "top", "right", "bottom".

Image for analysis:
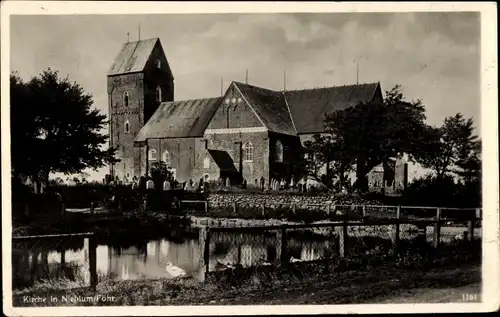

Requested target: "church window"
[
  {"left": 162, "top": 150, "right": 171, "bottom": 166},
  {"left": 156, "top": 59, "right": 161, "bottom": 69},
  {"left": 123, "top": 91, "right": 129, "bottom": 107},
  {"left": 124, "top": 120, "right": 130, "bottom": 134},
  {"left": 148, "top": 149, "right": 157, "bottom": 161},
  {"left": 156, "top": 86, "right": 162, "bottom": 102},
  {"left": 204, "top": 155, "right": 210, "bottom": 169},
  {"left": 275, "top": 140, "right": 283, "bottom": 162},
  {"left": 243, "top": 142, "right": 253, "bottom": 162}
]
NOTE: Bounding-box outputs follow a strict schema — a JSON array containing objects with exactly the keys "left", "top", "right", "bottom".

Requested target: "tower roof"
[{"left": 108, "top": 38, "right": 160, "bottom": 76}]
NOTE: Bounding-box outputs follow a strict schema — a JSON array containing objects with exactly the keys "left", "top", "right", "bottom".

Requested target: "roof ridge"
[
  {"left": 284, "top": 82, "right": 379, "bottom": 93},
  {"left": 233, "top": 81, "right": 279, "bottom": 94},
  {"left": 125, "top": 37, "right": 159, "bottom": 43},
  {"left": 160, "top": 96, "right": 221, "bottom": 104}
]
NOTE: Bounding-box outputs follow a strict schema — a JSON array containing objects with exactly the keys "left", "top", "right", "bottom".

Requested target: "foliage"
[
  {"left": 301, "top": 134, "right": 353, "bottom": 191},
  {"left": 10, "top": 69, "right": 118, "bottom": 191},
  {"left": 401, "top": 173, "right": 481, "bottom": 208},
  {"left": 418, "top": 113, "right": 481, "bottom": 181},
  {"left": 149, "top": 161, "right": 174, "bottom": 189},
  {"left": 305, "top": 85, "right": 431, "bottom": 192}
]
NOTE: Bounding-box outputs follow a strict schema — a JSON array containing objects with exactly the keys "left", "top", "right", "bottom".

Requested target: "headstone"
[
  {"left": 226, "top": 177, "right": 231, "bottom": 187},
  {"left": 146, "top": 180, "right": 154, "bottom": 190},
  {"left": 163, "top": 180, "right": 171, "bottom": 191}
]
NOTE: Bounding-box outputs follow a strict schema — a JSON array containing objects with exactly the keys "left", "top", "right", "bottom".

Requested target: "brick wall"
[
  {"left": 108, "top": 43, "right": 174, "bottom": 182},
  {"left": 208, "top": 85, "right": 263, "bottom": 129},
  {"left": 203, "top": 131, "right": 269, "bottom": 185},
  {"left": 145, "top": 138, "right": 198, "bottom": 183},
  {"left": 108, "top": 73, "right": 145, "bottom": 181}
]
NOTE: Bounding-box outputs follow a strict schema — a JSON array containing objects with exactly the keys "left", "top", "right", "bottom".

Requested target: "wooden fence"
[
  {"left": 12, "top": 232, "right": 98, "bottom": 291},
  {"left": 197, "top": 207, "right": 482, "bottom": 276},
  {"left": 181, "top": 199, "right": 481, "bottom": 219}
]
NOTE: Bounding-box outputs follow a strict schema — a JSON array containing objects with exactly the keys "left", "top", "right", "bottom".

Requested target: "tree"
[
  {"left": 301, "top": 133, "right": 353, "bottom": 191},
  {"left": 418, "top": 113, "right": 480, "bottom": 182},
  {"left": 317, "top": 85, "right": 431, "bottom": 192},
  {"left": 149, "top": 161, "right": 174, "bottom": 189},
  {"left": 10, "top": 69, "right": 118, "bottom": 192}
]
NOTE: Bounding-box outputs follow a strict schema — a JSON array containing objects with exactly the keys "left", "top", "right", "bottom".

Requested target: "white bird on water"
[
  {"left": 166, "top": 262, "right": 186, "bottom": 277},
  {"left": 290, "top": 256, "right": 302, "bottom": 263}
]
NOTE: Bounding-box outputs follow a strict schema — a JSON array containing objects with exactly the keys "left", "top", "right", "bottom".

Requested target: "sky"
[{"left": 10, "top": 12, "right": 481, "bottom": 181}]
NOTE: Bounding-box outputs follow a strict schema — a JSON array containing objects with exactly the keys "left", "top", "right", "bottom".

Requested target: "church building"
[{"left": 107, "top": 37, "right": 390, "bottom": 188}]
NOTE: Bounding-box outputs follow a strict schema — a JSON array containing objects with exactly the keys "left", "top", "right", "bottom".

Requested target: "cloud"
[{"left": 10, "top": 12, "right": 481, "bottom": 180}]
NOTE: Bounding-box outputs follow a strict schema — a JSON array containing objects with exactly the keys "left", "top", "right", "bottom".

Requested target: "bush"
[
  {"left": 400, "top": 174, "right": 481, "bottom": 208},
  {"left": 50, "top": 183, "right": 113, "bottom": 208}
]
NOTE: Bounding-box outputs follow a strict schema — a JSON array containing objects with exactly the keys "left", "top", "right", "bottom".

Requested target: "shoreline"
[{"left": 12, "top": 260, "right": 481, "bottom": 306}]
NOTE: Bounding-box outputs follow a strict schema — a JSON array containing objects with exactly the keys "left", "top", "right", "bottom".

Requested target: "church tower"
[{"left": 107, "top": 37, "right": 174, "bottom": 182}]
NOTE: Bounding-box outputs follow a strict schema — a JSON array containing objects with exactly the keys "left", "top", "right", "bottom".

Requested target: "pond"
[{"left": 11, "top": 226, "right": 340, "bottom": 290}]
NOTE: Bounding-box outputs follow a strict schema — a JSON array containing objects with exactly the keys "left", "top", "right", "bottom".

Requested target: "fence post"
[
  {"left": 261, "top": 204, "right": 265, "bottom": 216},
  {"left": 338, "top": 221, "right": 348, "bottom": 257},
  {"left": 326, "top": 204, "right": 330, "bottom": 216},
  {"left": 199, "top": 227, "right": 210, "bottom": 276},
  {"left": 467, "top": 213, "right": 475, "bottom": 242},
  {"left": 280, "top": 226, "right": 288, "bottom": 265},
  {"left": 88, "top": 234, "right": 98, "bottom": 291},
  {"left": 362, "top": 205, "right": 367, "bottom": 218},
  {"left": 204, "top": 201, "right": 208, "bottom": 213},
  {"left": 433, "top": 208, "right": 441, "bottom": 248},
  {"left": 393, "top": 206, "right": 401, "bottom": 255},
  {"left": 476, "top": 208, "right": 482, "bottom": 220},
  {"left": 292, "top": 203, "right": 296, "bottom": 214},
  {"left": 204, "top": 228, "right": 210, "bottom": 275},
  {"left": 233, "top": 202, "right": 237, "bottom": 213}
]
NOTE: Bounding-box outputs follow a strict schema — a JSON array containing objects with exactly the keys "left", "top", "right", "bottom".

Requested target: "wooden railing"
[{"left": 12, "top": 232, "right": 98, "bottom": 291}]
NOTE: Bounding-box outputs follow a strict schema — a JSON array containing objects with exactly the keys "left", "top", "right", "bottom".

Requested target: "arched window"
[
  {"left": 162, "top": 150, "right": 171, "bottom": 166},
  {"left": 243, "top": 142, "right": 253, "bottom": 162},
  {"left": 203, "top": 155, "right": 210, "bottom": 169},
  {"left": 156, "top": 86, "right": 162, "bottom": 102},
  {"left": 148, "top": 149, "right": 157, "bottom": 161},
  {"left": 123, "top": 91, "right": 129, "bottom": 107},
  {"left": 275, "top": 140, "right": 283, "bottom": 162},
  {"left": 124, "top": 120, "right": 130, "bottom": 134}
]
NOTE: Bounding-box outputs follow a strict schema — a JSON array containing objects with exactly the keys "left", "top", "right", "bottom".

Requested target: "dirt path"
[
  {"left": 194, "top": 263, "right": 481, "bottom": 305},
  {"left": 376, "top": 283, "right": 481, "bottom": 303}
]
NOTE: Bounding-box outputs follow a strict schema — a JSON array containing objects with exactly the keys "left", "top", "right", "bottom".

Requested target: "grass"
[
  {"left": 12, "top": 260, "right": 481, "bottom": 306},
  {"left": 12, "top": 239, "right": 481, "bottom": 307}
]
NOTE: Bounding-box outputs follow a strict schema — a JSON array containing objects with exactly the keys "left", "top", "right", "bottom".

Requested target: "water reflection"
[{"left": 12, "top": 229, "right": 337, "bottom": 289}]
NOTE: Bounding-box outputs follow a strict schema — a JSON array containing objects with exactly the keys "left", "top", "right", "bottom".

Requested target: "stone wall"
[{"left": 207, "top": 192, "right": 374, "bottom": 212}]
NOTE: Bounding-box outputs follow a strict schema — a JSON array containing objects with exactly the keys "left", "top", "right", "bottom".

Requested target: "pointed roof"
[
  {"left": 232, "top": 82, "right": 297, "bottom": 135},
  {"left": 108, "top": 38, "right": 160, "bottom": 76},
  {"left": 284, "top": 82, "right": 380, "bottom": 134},
  {"left": 228, "top": 81, "right": 380, "bottom": 136},
  {"left": 134, "top": 97, "right": 222, "bottom": 142}
]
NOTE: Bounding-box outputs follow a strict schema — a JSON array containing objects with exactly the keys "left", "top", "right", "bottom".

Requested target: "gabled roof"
[
  {"left": 108, "top": 38, "right": 160, "bottom": 76},
  {"left": 207, "top": 150, "right": 238, "bottom": 172},
  {"left": 135, "top": 97, "right": 221, "bottom": 142},
  {"left": 233, "top": 82, "right": 296, "bottom": 135},
  {"left": 284, "top": 83, "right": 380, "bottom": 134}
]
